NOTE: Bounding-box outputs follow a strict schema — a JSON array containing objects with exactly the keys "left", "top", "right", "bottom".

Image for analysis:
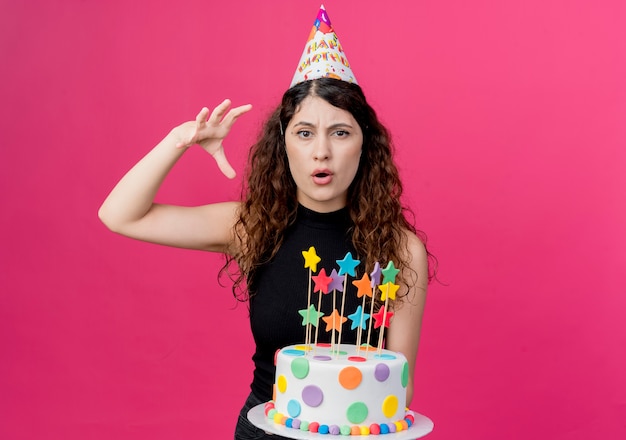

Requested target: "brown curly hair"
[{"left": 223, "top": 78, "right": 432, "bottom": 302}]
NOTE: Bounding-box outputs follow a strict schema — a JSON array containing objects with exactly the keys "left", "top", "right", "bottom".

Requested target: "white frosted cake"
[{"left": 264, "top": 343, "right": 414, "bottom": 435}]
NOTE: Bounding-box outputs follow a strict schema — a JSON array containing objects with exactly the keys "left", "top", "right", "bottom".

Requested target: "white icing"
[{"left": 273, "top": 344, "right": 408, "bottom": 426}]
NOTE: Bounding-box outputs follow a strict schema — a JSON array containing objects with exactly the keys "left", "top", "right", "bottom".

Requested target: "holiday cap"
[{"left": 289, "top": 5, "right": 357, "bottom": 88}]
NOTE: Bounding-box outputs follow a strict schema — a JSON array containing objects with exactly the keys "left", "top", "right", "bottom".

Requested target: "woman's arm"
[
  {"left": 98, "top": 100, "right": 252, "bottom": 253},
  {"left": 384, "top": 232, "right": 429, "bottom": 405}
]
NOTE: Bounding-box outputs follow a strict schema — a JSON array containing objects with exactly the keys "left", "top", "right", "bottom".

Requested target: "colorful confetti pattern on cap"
[{"left": 290, "top": 5, "right": 358, "bottom": 87}]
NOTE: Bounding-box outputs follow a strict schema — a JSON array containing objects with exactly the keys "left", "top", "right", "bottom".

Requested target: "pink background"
[{"left": 1, "top": 0, "right": 625, "bottom": 439}]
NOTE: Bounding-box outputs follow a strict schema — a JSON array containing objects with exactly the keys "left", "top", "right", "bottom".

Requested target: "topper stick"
[
  {"left": 365, "top": 286, "right": 376, "bottom": 358},
  {"left": 336, "top": 274, "right": 348, "bottom": 350},
  {"left": 305, "top": 268, "right": 313, "bottom": 348},
  {"left": 365, "top": 262, "right": 382, "bottom": 358},
  {"left": 331, "top": 289, "right": 337, "bottom": 352},
  {"left": 356, "top": 292, "right": 367, "bottom": 354},
  {"left": 375, "top": 283, "right": 398, "bottom": 354},
  {"left": 314, "top": 289, "right": 323, "bottom": 347},
  {"left": 377, "top": 297, "right": 390, "bottom": 354}
]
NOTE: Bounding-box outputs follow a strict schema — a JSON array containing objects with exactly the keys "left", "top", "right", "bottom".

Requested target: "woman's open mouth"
[{"left": 312, "top": 170, "right": 333, "bottom": 185}]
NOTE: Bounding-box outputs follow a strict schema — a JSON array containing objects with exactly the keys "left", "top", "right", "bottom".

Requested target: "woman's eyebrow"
[
  {"left": 292, "top": 121, "right": 316, "bottom": 128},
  {"left": 327, "top": 122, "right": 354, "bottom": 130},
  {"left": 292, "top": 121, "right": 354, "bottom": 129}
]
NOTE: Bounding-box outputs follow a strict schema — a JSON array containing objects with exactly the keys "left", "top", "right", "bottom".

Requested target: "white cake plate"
[{"left": 248, "top": 404, "right": 434, "bottom": 439}]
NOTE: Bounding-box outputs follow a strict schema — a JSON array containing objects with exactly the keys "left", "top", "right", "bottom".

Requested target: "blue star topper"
[
  {"left": 347, "top": 305, "right": 370, "bottom": 330},
  {"left": 336, "top": 252, "right": 360, "bottom": 277}
]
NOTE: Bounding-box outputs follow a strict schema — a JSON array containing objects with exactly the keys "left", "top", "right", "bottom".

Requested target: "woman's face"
[{"left": 284, "top": 95, "right": 363, "bottom": 213}]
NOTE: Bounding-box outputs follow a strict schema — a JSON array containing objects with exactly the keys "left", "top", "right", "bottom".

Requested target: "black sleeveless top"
[{"left": 248, "top": 204, "right": 379, "bottom": 400}]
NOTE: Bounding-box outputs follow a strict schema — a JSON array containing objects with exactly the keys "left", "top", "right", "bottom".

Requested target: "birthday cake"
[
  {"left": 266, "top": 343, "right": 414, "bottom": 435},
  {"left": 259, "top": 243, "right": 416, "bottom": 435}
]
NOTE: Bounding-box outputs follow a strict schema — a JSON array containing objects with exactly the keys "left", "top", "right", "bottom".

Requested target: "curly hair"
[{"left": 223, "top": 78, "right": 432, "bottom": 302}]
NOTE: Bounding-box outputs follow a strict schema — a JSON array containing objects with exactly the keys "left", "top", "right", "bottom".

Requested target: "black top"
[{"left": 248, "top": 204, "right": 379, "bottom": 400}]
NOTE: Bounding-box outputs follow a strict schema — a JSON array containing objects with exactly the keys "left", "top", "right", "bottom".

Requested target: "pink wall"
[{"left": 1, "top": 1, "right": 625, "bottom": 439}]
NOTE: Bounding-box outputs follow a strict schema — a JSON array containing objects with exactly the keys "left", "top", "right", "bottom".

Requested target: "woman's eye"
[
  {"left": 297, "top": 130, "right": 313, "bottom": 138},
  {"left": 335, "top": 130, "right": 349, "bottom": 137}
]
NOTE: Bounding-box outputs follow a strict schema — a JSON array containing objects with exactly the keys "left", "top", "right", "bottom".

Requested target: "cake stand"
[{"left": 248, "top": 404, "right": 434, "bottom": 439}]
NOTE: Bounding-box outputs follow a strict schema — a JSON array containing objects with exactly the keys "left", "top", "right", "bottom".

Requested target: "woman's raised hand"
[{"left": 175, "top": 99, "right": 252, "bottom": 179}]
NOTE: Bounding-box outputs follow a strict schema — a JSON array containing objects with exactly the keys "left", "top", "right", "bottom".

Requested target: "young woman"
[{"left": 99, "top": 78, "right": 432, "bottom": 439}]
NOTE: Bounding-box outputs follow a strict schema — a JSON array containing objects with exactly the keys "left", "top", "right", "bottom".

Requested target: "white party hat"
[{"left": 289, "top": 5, "right": 357, "bottom": 88}]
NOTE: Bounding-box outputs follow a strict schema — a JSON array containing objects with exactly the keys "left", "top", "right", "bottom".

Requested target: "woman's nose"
[{"left": 312, "top": 136, "right": 331, "bottom": 160}]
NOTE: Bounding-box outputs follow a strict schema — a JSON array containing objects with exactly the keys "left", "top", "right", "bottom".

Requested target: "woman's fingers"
[
  {"left": 212, "top": 147, "right": 236, "bottom": 179},
  {"left": 196, "top": 107, "right": 210, "bottom": 124},
  {"left": 208, "top": 99, "right": 232, "bottom": 125},
  {"left": 222, "top": 103, "right": 253, "bottom": 130},
  {"left": 207, "top": 102, "right": 251, "bottom": 178},
  {"left": 209, "top": 101, "right": 252, "bottom": 134},
  {"left": 176, "top": 102, "right": 252, "bottom": 170}
]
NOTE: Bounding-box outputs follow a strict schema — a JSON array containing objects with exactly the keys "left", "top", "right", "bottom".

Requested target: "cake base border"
[{"left": 247, "top": 403, "right": 434, "bottom": 439}]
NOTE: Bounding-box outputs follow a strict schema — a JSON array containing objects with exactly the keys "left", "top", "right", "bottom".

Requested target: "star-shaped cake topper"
[
  {"left": 379, "top": 281, "right": 400, "bottom": 301},
  {"left": 370, "top": 261, "right": 382, "bottom": 287},
  {"left": 312, "top": 268, "right": 333, "bottom": 294},
  {"left": 347, "top": 305, "right": 370, "bottom": 330},
  {"left": 381, "top": 260, "right": 400, "bottom": 284},
  {"left": 321, "top": 309, "right": 347, "bottom": 333},
  {"left": 336, "top": 252, "right": 360, "bottom": 277},
  {"left": 298, "top": 304, "right": 324, "bottom": 327},
  {"left": 328, "top": 268, "right": 344, "bottom": 292},
  {"left": 302, "top": 246, "right": 321, "bottom": 273},
  {"left": 372, "top": 308, "right": 394, "bottom": 329},
  {"left": 352, "top": 273, "right": 372, "bottom": 298}
]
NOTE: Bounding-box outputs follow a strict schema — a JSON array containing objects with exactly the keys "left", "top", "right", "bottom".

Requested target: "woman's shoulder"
[
  {"left": 400, "top": 228, "right": 430, "bottom": 290},
  {"left": 402, "top": 228, "right": 428, "bottom": 262}
]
